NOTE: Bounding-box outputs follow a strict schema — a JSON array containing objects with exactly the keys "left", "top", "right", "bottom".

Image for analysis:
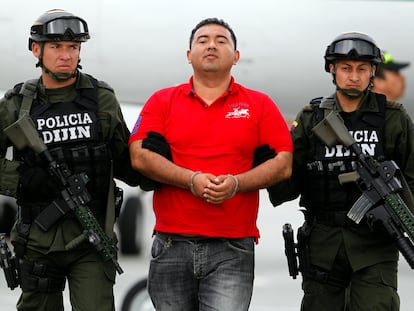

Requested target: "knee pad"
[{"left": 19, "top": 259, "right": 66, "bottom": 293}]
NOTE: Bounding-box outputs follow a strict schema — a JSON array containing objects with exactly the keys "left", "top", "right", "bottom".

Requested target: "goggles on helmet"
[
  {"left": 327, "top": 39, "right": 378, "bottom": 60},
  {"left": 32, "top": 17, "right": 89, "bottom": 40},
  {"left": 45, "top": 18, "right": 88, "bottom": 38}
]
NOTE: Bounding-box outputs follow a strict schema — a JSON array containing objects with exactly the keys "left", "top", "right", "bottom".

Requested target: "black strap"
[
  {"left": 34, "top": 199, "right": 73, "bottom": 231},
  {"left": 12, "top": 223, "right": 31, "bottom": 258}
]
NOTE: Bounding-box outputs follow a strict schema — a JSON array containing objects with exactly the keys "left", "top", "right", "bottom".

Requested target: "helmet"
[
  {"left": 28, "top": 9, "right": 90, "bottom": 51},
  {"left": 324, "top": 32, "right": 383, "bottom": 72}
]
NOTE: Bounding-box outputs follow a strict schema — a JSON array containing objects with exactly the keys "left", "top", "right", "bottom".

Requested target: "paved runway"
[{"left": 1, "top": 193, "right": 413, "bottom": 310}]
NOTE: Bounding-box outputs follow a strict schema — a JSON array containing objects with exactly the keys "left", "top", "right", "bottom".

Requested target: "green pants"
[
  {"left": 301, "top": 243, "right": 400, "bottom": 311},
  {"left": 17, "top": 247, "right": 116, "bottom": 311}
]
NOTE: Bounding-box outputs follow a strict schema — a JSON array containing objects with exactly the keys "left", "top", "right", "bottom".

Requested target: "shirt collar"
[
  {"left": 74, "top": 71, "right": 94, "bottom": 90},
  {"left": 332, "top": 91, "right": 381, "bottom": 113},
  {"left": 184, "top": 76, "right": 237, "bottom": 96}
]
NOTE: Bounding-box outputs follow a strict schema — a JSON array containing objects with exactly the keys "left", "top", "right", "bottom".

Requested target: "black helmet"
[
  {"left": 324, "top": 32, "right": 383, "bottom": 72},
  {"left": 29, "top": 9, "right": 90, "bottom": 51}
]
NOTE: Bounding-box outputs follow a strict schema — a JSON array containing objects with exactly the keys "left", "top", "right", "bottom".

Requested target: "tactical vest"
[
  {"left": 301, "top": 94, "right": 387, "bottom": 213},
  {"left": 13, "top": 76, "right": 112, "bottom": 213}
]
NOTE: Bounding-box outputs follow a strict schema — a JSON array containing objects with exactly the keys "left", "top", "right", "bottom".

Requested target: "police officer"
[
  {"left": 268, "top": 32, "right": 414, "bottom": 310},
  {"left": 0, "top": 9, "right": 152, "bottom": 311},
  {"left": 372, "top": 51, "right": 410, "bottom": 101}
]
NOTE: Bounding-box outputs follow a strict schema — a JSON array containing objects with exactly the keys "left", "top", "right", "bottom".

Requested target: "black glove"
[
  {"left": 18, "top": 165, "right": 61, "bottom": 201},
  {"left": 138, "top": 172, "right": 160, "bottom": 191},
  {"left": 138, "top": 131, "right": 172, "bottom": 191},
  {"left": 252, "top": 144, "right": 276, "bottom": 167},
  {"left": 142, "top": 131, "right": 172, "bottom": 161}
]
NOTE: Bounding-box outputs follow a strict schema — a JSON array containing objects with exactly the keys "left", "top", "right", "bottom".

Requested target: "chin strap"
[
  {"left": 43, "top": 66, "right": 77, "bottom": 82},
  {"left": 337, "top": 87, "right": 365, "bottom": 99}
]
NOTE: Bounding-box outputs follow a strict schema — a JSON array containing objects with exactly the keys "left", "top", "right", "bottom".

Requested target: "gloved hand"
[
  {"left": 139, "top": 172, "right": 160, "bottom": 192},
  {"left": 138, "top": 131, "right": 172, "bottom": 191},
  {"left": 142, "top": 131, "right": 172, "bottom": 161},
  {"left": 18, "top": 165, "right": 61, "bottom": 201},
  {"left": 252, "top": 144, "right": 276, "bottom": 167}
]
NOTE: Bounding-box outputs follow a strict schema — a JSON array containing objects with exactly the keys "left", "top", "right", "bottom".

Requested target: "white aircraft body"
[
  {"left": 0, "top": 0, "right": 414, "bottom": 310},
  {"left": 1, "top": 0, "right": 414, "bottom": 120}
]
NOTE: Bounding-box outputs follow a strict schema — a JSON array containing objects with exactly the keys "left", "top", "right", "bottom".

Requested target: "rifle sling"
[
  {"left": 18, "top": 79, "right": 39, "bottom": 118},
  {"left": 105, "top": 162, "right": 115, "bottom": 237}
]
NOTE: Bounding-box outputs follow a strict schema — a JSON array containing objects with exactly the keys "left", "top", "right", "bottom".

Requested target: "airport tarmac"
[{"left": 1, "top": 192, "right": 413, "bottom": 310}]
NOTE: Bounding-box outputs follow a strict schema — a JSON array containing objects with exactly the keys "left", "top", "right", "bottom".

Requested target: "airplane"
[
  {"left": 0, "top": 0, "right": 414, "bottom": 309},
  {"left": 1, "top": 0, "right": 413, "bottom": 118}
]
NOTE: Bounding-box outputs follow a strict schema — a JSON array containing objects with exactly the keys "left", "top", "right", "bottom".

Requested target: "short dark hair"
[
  {"left": 374, "top": 65, "right": 386, "bottom": 79},
  {"left": 189, "top": 18, "right": 237, "bottom": 50}
]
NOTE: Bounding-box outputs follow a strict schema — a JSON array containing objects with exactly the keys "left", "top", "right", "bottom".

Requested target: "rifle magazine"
[{"left": 347, "top": 193, "right": 373, "bottom": 224}]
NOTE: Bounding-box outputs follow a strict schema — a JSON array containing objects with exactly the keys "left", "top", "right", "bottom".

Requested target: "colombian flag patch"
[{"left": 290, "top": 120, "right": 298, "bottom": 131}]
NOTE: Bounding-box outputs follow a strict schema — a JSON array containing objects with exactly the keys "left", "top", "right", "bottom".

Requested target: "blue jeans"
[{"left": 148, "top": 232, "right": 255, "bottom": 311}]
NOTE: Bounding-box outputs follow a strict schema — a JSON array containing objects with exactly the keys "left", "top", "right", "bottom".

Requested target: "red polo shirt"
[{"left": 129, "top": 77, "right": 292, "bottom": 239}]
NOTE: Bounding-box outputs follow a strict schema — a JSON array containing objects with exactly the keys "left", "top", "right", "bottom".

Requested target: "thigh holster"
[
  {"left": 19, "top": 259, "right": 66, "bottom": 293},
  {"left": 305, "top": 265, "right": 350, "bottom": 288}
]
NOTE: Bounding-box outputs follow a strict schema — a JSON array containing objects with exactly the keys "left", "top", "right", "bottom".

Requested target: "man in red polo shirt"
[{"left": 129, "top": 18, "right": 292, "bottom": 311}]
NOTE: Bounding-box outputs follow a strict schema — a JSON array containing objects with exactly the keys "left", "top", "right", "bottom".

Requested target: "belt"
[{"left": 155, "top": 231, "right": 218, "bottom": 241}]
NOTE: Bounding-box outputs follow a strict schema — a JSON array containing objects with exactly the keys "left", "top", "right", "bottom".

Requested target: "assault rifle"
[
  {"left": 4, "top": 114, "right": 123, "bottom": 274},
  {"left": 0, "top": 233, "right": 19, "bottom": 289},
  {"left": 312, "top": 110, "right": 414, "bottom": 268}
]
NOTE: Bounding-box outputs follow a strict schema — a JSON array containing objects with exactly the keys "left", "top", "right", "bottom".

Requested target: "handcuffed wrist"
[
  {"left": 227, "top": 174, "right": 238, "bottom": 198},
  {"left": 190, "top": 171, "right": 202, "bottom": 196}
]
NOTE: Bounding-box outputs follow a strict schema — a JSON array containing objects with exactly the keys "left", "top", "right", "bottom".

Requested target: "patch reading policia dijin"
[{"left": 34, "top": 111, "right": 96, "bottom": 144}]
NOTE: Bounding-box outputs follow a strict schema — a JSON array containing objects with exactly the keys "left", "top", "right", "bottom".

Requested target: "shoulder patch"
[
  {"left": 97, "top": 80, "right": 114, "bottom": 93},
  {"left": 386, "top": 101, "right": 402, "bottom": 110},
  {"left": 4, "top": 83, "right": 24, "bottom": 99}
]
